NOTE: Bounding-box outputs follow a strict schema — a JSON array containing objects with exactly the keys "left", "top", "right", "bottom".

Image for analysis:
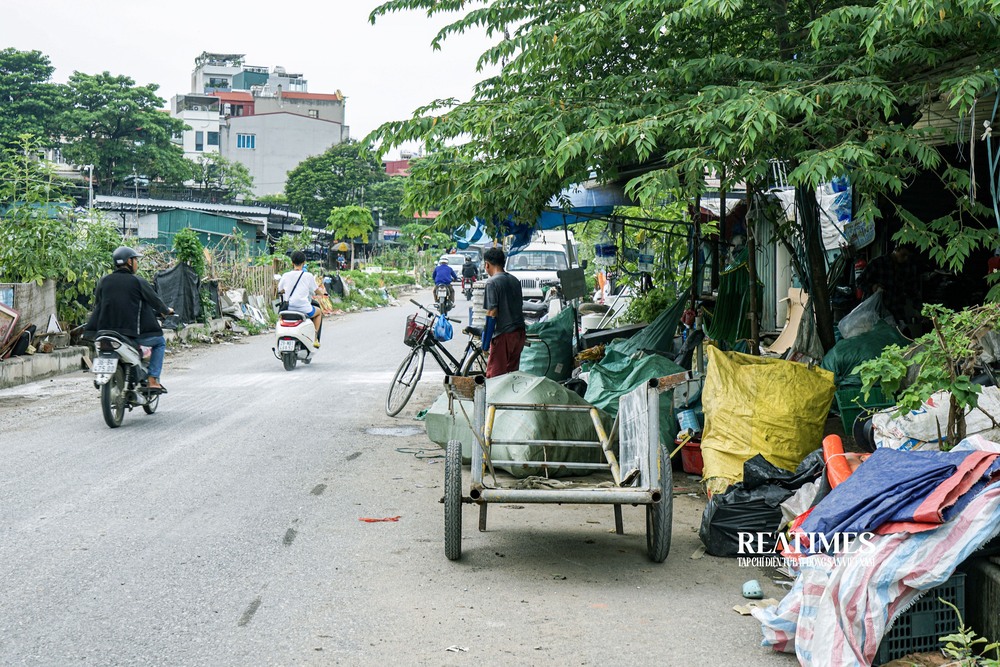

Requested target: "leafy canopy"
[
  {"left": 0, "top": 49, "right": 64, "bottom": 149},
  {"left": 368, "top": 0, "right": 1000, "bottom": 252},
  {"left": 284, "top": 141, "right": 386, "bottom": 226},
  {"left": 189, "top": 152, "right": 254, "bottom": 200},
  {"left": 327, "top": 205, "right": 376, "bottom": 243},
  {"left": 59, "top": 71, "right": 191, "bottom": 190}
]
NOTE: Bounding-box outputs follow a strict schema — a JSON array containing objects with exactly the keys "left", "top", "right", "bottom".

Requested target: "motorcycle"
[
  {"left": 272, "top": 308, "right": 318, "bottom": 371},
  {"left": 92, "top": 330, "right": 161, "bottom": 428},
  {"left": 434, "top": 283, "right": 454, "bottom": 315},
  {"left": 462, "top": 277, "right": 476, "bottom": 302}
]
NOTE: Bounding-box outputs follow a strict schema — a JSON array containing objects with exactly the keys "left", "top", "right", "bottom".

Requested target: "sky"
[{"left": 1, "top": 0, "right": 494, "bottom": 157}]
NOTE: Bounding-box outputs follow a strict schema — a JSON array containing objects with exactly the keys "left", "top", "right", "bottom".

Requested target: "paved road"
[{"left": 0, "top": 292, "right": 796, "bottom": 666}]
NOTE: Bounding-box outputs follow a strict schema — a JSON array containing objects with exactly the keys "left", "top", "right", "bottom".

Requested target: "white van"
[{"left": 505, "top": 231, "right": 579, "bottom": 299}]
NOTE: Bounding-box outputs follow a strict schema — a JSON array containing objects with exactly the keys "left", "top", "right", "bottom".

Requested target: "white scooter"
[{"left": 272, "top": 308, "right": 318, "bottom": 371}]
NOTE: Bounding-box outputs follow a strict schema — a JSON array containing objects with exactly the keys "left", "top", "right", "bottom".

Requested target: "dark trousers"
[{"left": 486, "top": 328, "right": 527, "bottom": 378}]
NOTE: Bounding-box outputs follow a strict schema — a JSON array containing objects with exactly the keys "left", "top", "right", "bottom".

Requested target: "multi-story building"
[{"left": 172, "top": 53, "right": 349, "bottom": 198}]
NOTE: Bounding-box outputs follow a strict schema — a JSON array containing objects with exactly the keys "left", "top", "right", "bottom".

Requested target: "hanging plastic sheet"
[
  {"left": 154, "top": 263, "right": 201, "bottom": 324},
  {"left": 701, "top": 248, "right": 764, "bottom": 346}
]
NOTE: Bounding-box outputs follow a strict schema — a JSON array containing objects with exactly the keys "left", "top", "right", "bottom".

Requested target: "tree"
[
  {"left": 0, "top": 49, "right": 64, "bottom": 149},
  {"left": 327, "top": 205, "right": 376, "bottom": 269},
  {"left": 59, "top": 72, "right": 191, "bottom": 190},
  {"left": 284, "top": 141, "right": 386, "bottom": 225},
  {"left": 189, "top": 153, "right": 254, "bottom": 201},
  {"left": 0, "top": 135, "right": 120, "bottom": 324},
  {"left": 367, "top": 177, "right": 409, "bottom": 228},
  {"left": 369, "top": 0, "right": 1000, "bottom": 343}
]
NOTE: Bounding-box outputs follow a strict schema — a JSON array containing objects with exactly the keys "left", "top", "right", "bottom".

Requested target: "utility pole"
[{"left": 84, "top": 165, "right": 94, "bottom": 211}]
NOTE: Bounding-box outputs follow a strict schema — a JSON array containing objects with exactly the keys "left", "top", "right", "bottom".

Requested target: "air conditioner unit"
[{"left": 191, "top": 105, "right": 205, "bottom": 111}]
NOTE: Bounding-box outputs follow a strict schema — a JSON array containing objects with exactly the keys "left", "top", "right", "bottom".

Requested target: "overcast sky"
[{"left": 1, "top": 0, "right": 493, "bottom": 157}]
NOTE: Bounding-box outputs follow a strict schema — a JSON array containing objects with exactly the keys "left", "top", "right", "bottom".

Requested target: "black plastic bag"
[{"left": 699, "top": 450, "right": 824, "bottom": 557}]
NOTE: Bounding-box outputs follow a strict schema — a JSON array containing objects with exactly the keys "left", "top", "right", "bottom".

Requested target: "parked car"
[{"left": 438, "top": 253, "right": 470, "bottom": 277}]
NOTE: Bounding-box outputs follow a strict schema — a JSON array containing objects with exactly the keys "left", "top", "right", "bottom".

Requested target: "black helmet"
[
  {"left": 113, "top": 246, "right": 142, "bottom": 267},
  {"left": 464, "top": 255, "right": 472, "bottom": 262}
]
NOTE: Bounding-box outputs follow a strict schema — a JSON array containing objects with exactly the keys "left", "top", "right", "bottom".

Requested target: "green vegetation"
[
  {"left": 189, "top": 153, "right": 254, "bottom": 200},
  {"left": 369, "top": 0, "right": 1000, "bottom": 348},
  {"left": 284, "top": 142, "right": 387, "bottom": 226},
  {"left": 939, "top": 598, "right": 1000, "bottom": 666},
  {"left": 172, "top": 227, "right": 206, "bottom": 277},
  {"left": 0, "top": 135, "right": 120, "bottom": 324},
  {"left": 856, "top": 304, "right": 1000, "bottom": 447}
]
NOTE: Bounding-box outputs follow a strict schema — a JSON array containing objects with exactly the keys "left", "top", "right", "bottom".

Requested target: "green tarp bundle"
[
  {"left": 820, "top": 320, "right": 909, "bottom": 387},
  {"left": 424, "top": 372, "right": 610, "bottom": 478},
  {"left": 584, "top": 348, "right": 685, "bottom": 444},
  {"left": 520, "top": 306, "right": 576, "bottom": 381},
  {"left": 604, "top": 293, "right": 687, "bottom": 359}
]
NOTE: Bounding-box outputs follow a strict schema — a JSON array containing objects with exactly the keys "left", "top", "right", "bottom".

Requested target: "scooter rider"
[
  {"left": 278, "top": 251, "right": 325, "bottom": 348},
  {"left": 433, "top": 257, "right": 459, "bottom": 305},
  {"left": 85, "top": 246, "right": 174, "bottom": 393},
  {"left": 461, "top": 255, "right": 479, "bottom": 287}
]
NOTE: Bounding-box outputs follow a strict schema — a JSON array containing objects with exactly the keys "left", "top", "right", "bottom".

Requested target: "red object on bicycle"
[{"left": 403, "top": 313, "right": 430, "bottom": 347}]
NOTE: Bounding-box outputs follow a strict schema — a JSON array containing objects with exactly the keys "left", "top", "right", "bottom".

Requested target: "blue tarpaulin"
[
  {"left": 454, "top": 183, "right": 630, "bottom": 251},
  {"left": 798, "top": 448, "right": 1000, "bottom": 551}
]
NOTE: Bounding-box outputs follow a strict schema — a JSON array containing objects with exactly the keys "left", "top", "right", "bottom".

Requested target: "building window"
[
  {"left": 195, "top": 131, "right": 204, "bottom": 152},
  {"left": 207, "top": 132, "right": 219, "bottom": 146},
  {"left": 308, "top": 109, "right": 319, "bottom": 119},
  {"left": 237, "top": 133, "right": 256, "bottom": 150}
]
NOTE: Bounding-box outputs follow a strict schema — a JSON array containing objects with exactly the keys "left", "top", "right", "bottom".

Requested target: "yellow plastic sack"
[{"left": 701, "top": 347, "right": 835, "bottom": 494}]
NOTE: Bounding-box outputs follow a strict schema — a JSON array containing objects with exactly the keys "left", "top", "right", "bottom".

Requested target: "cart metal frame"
[{"left": 443, "top": 371, "right": 694, "bottom": 562}]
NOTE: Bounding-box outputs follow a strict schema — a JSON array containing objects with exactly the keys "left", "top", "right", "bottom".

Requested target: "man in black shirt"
[
  {"left": 482, "top": 247, "right": 526, "bottom": 378},
  {"left": 86, "top": 247, "right": 174, "bottom": 392}
]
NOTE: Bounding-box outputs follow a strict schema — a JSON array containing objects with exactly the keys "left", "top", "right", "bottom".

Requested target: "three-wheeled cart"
[{"left": 442, "top": 372, "right": 693, "bottom": 562}]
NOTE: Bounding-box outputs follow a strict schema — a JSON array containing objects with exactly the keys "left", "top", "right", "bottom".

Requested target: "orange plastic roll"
[{"left": 823, "top": 434, "right": 853, "bottom": 488}]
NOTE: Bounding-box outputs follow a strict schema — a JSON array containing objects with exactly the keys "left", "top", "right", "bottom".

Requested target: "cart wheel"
[
  {"left": 646, "top": 444, "right": 673, "bottom": 562},
  {"left": 445, "top": 439, "right": 463, "bottom": 561}
]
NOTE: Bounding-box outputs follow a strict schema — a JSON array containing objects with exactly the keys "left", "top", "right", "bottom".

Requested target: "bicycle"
[{"left": 385, "top": 299, "right": 488, "bottom": 417}]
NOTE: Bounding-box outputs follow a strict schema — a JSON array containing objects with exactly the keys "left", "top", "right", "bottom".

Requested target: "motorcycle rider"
[
  {"left": 85, "top": 246, "right": 174, "bottom": 393},
  {"left": 277, "top": 250, "right": 325, "bottom": 348},
  {"left": 461, "top": 255, "right": 479, "bottom": 295},
  {"left": 432, "top": 257, "right": 459, "bottom": 307}
]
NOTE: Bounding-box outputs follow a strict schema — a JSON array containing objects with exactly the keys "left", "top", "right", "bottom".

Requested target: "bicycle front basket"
[{"left": 403, "top": 313, "right": 430, "bottom": 347}]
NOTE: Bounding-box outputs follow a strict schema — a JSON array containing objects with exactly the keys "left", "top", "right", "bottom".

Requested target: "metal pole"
[{"left": 85, "top": 165, "right": 94, "bottom": 211}]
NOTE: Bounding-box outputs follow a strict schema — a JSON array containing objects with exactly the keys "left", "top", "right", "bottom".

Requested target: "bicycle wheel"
[
  {"left": 385, "top": 347, "right": 425, "bottom": 417},
  {"left": 459, "top": 346, "right": 487, "bottom": 377}
]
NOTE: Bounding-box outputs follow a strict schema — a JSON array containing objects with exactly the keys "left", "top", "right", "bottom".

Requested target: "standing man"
[
  {"left": 86, "top": 246, "right": 174, "bottom": 393},
  {"left": 482, "top": 247, "right": 526, "bottom": 378},
  {"left": 278, "top": 251, "right": 325, "bottom": 348}
]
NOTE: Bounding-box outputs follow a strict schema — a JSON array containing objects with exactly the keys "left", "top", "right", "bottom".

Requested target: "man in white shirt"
[{"left": 278, "top": 250, "right": 325, "bottom": 348}]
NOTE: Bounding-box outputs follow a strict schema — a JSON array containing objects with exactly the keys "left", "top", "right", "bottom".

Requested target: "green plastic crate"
[
  {"left": 875, "top": 573, "right": 966, "bottom": 665},
  {"left": 835, "top": 385, "right": 893, "bottom": 433}
]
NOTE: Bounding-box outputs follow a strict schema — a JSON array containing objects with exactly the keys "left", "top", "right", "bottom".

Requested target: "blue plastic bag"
[{"left": 434, "top": 315, "right": 453, "bottom": 342}]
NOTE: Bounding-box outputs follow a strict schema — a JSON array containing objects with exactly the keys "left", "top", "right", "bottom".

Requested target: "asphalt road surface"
[{"left": 0, "top": 290, "right": 796, "bottom": 666}]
